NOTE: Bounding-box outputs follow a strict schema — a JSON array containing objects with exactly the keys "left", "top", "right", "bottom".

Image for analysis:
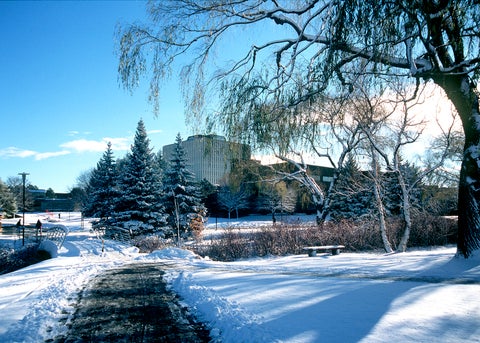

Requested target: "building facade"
[{"left": 162, "top": 135, "right": 251, "bottom": 185}]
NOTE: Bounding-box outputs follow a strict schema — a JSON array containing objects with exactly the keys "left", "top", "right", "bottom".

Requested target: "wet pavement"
[{"left": 48, "top": 263, "right": 211, "bottom": 343}]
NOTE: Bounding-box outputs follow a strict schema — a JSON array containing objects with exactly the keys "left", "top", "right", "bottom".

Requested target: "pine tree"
[
  {"left": 163, "top": 133, "right": 206, "bottom": 240},
  {"left": 329, "top": 154, "right": 373, "bottom": 221},
  {"left": 83, "top": 142, "right": 118, "bottom": 223},
  {"left": 383, "top": 159, "right": 423, "bottom": 217},
  {"left": 112, "top": 119, "right": 167, "bottom": 235}
]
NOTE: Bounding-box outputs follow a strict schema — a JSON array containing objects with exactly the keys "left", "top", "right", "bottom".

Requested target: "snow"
[
  {"left": 1, "top": 213, "right": 479, "bottom": 343},
  {"left": 37, "top": 239, "right": 59, "bottom": 258}
]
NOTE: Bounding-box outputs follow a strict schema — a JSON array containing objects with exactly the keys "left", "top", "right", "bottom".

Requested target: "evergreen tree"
[
  {"left": 198, "top": 179, "right": 219, "bottom": 217},
  {"left": 156, "top": 149, "right": 168, "bottom": 173},
  {"left": 163, "top": 133, "right": 206, "bottom": 240},
  {"left": 382, "top": 159, "right": 423, "bottom": 217},
  {"left": 112, "top": 119, "right": 167, "bottom": 235},
  {"left": 83, "top": 142, "right": 118, "bottom": 223},
  {"left": 329, "top": 154, "right": 373, "bottom": 221}
]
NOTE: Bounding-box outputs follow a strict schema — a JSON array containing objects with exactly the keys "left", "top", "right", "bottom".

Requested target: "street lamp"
[{"left": 18, "top": 172, "right": 29, "bottom": 246}]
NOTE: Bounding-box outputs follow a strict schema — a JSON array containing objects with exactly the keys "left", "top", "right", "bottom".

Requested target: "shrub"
[
  {"left": 193, "top": 215, "right": 458, "bottom": 261},
  {"left": 0, "top": 244, "right": 50, "bottom": 275},
  {"left": 132, "top": 235, "right": 167, "bottom": 253}
]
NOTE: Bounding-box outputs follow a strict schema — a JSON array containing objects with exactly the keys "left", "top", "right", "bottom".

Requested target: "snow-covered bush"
[{"left": 0, "top": 244, "right": 49, "bottom": 274}]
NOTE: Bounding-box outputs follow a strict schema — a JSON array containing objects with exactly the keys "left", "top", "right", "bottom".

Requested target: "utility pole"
[{"left": 18, "top": 172, "right": 29, "bottom": 246}]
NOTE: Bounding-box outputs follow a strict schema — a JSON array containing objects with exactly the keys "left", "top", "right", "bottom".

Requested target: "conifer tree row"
[{"left": 83, "top": 121, "right": 205, "bottom": 239}]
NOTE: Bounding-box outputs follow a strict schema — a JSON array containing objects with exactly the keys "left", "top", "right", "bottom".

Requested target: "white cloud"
[
  {"left": 3, "top": 135, "right": 134, "bottom": 162},
  {"left": 147, "top": 129, "right": 163, "bottom": 135},
  {"left": 35, "top": 150, "right": 71, "bottom": 161},
  {"left": 60, "top": 139, "right": 107, "bottom": 153},
  {"left": 103, "top": 137, "right": 131, "bottom": 151},
  {"left": 0, "top": 147, "right": 37, "bottom": 159},
  {"left": 0, "top": 147, "right": 71, "bottom": 161},
  {"left": 60, "top": 137, "right": 131, "bottom": 153}
]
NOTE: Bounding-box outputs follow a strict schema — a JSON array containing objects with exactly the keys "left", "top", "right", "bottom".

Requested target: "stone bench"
[{"left": 303, "top": 245, "right": 345, "bottom": 257}]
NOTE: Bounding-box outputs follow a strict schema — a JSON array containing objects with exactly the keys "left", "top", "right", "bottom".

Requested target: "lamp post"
[{"left": 18, "top": 172, "right": 29, "bottom": 246}]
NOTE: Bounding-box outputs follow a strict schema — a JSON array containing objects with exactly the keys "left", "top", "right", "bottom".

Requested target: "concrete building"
[{"left": 162, "top": 135, "right": 251, "bottom": 185}]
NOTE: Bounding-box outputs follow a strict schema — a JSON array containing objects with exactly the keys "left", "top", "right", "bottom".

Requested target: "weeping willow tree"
[{"left": 117, "top": 0, "right": 480, "bottom": 258}]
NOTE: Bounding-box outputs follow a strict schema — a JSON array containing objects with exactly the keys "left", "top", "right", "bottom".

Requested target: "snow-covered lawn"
[{"left": 0, "top": 213, "right": 479, "bottom": 342}]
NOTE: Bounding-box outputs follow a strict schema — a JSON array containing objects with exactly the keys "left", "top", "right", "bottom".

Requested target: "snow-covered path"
[
  {"left": 0, "top": 214, "right": 137, "bottom": 342},
  {"left": 1, "top": 213, "right": 479, "bottom": 343}
]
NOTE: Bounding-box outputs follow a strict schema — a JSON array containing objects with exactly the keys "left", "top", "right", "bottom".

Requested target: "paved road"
[{"left": 48, "top": 263, "right": 211, "bottom": 343}]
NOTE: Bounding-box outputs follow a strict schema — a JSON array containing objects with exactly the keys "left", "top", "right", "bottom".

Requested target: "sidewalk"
[{"left": 49, "top": 262, "right": 211, "bottom": 343}]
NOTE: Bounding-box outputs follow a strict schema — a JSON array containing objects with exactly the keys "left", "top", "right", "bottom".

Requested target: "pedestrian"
[{"left": 36, "top": 219, "right": 42, "bottom": 236}]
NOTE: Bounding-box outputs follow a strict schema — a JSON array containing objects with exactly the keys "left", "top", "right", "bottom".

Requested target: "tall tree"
[
  {"left": 118, "top": 1, "right": 480, "bottom": 258},
  {"left": 7, "top": 176, "right": 34, "bottom": 213},
  {"left": 0, "top": 179, "right": 17, "bottom": 217},
  {"left": 83, "top": 142, "right": 118, "bottom": 223},
  {"left": 113, "top": 120, "right": 167, "bottom": 235},
  {"left": 163, "top": 133, "right": 206, "bottom": 240},
  {"left": 257, "top": 181, "right": 296, "bottom": 223},
  {"left": 329, "top": 154, "right": 373, "bottom": 221},
  {"left": 217, "top": 185, "right": 250, "bottom": 220}
]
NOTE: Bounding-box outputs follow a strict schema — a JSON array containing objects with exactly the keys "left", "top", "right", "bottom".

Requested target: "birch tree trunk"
[
  {"left": 396, "top": 169, "right": 412, "bottom": 253},
  {"left": 371, "top": 151, "right": 393, "bottom": 254}
]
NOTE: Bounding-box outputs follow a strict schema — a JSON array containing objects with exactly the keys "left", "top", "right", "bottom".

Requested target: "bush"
[
  {"left": 195, "top": 228, "right": 253, "bottom": 261},
  {"left": 409, "top": 213, "right": 457, "bottom": 247},
  {"left": 132, "top": 235, "right": 168, "bottom": 253},
  {"left": 193, "top": 215, "right": 458, "bottom": 261},
  {"left": 0, "top": 244, "right": 51, "bottom": 275}
]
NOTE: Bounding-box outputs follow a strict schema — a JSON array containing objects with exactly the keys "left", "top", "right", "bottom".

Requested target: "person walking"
[{"left": 36, "top": 219, "right": 42, "bottom": 239}]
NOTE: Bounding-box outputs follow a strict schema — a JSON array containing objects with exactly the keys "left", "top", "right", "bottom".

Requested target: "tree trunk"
[
  {"left": 396, "top": 170, "right": 412, "bottom": 253},
  {"left": 435, "top": 75, "right": 480, "bottom": 258},
  {"left": 371, "top": 151, "right": 393, "bottom": 254}
]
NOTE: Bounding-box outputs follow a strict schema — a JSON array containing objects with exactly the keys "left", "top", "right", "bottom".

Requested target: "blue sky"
[{"left": 0, "top": 1, "right": 189, "bottom": 192}]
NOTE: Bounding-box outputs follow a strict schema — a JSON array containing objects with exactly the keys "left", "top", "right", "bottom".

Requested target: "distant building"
[
  {"left": 262, "top": 162, "right": 335, "bottom": 189},
  {"left": 162, "top": 134, "right": 251, "bottom": 185},
  {"left": 27, "top": 189, "right": 74, "bottom": 212}
]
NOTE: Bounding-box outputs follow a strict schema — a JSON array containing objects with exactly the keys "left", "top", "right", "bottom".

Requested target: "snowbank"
[
  {"left": 137, "top": 247, "right": 201, "bottom": 261},
  {"left": 38, "top": 240, "right": 58, "bottom": 258}
]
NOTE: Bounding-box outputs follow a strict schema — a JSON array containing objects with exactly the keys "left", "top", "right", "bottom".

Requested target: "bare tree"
[
  {"left": 217, "top": 185, "right": 250, "bottom": 220},
  {"left": 361, "top": 83, "right": 456, "bottom": 252},
  {"left": 257, "top": 180, "right": 296, "bottom": 223},
  {"left": 0, "top": 179, "right": 17, "bottom": 217},
  {"left": 6, "top": 176, "right": 35, "bottom": 213},
  {"left": 254, "top": 91, "right": 365, "bottom": 224},
  {"left": 117, "top": 1, "right": 480, "bottom": 258},
  {"left": 423, "top": 125, "right": 464, "bottom": 188}
]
